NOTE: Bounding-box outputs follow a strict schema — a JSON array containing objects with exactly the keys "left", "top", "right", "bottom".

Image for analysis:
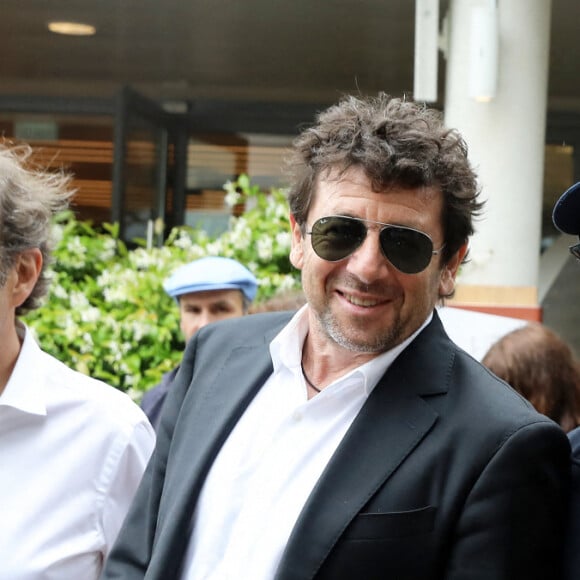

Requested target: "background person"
[
  {"left": 141, "top": 256, "right": 258, "bottom": 429},
  {"left": 482, "top": 322, "right": 580, "bottom": 432},
  {"left": 0, "top": 143, "right": 155, "bottom": 580},
  {"left": 436, "top": 304, "right": 527, "bottom": 361},
  {"left": 103, "top": 94, "right": 570, "bottom": 579},
  {"left": 553, "top": 181, "right": 580, "bottom": 259},
  {"left": 553, "top": 181, "right": 580, "bottom": 580},
  {"left": 248, "top": 288, "right": 307, "bottom": 314}
]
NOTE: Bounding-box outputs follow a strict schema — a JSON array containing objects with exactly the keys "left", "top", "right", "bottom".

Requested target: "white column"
[{"left": 443, "top": 0, "right": 552, "bottom": 309}]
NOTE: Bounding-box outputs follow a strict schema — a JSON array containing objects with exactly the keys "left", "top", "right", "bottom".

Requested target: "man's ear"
[
  {"left": 289, "top": 213, "right": 305, "bottom": 270},
  {"left": 439, "top": 242, "right": 468, "bottom": 298},
  {"left": 12, "top": 248, "right": 42, "bottom": 308}
]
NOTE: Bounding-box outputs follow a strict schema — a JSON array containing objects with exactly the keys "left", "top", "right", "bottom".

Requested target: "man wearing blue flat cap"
[
  {"left": 141, "top": 256, "right": 258, "bottom": 429},
  {"left": 554, "top": 182, "right": 580, "bottom": 580}
]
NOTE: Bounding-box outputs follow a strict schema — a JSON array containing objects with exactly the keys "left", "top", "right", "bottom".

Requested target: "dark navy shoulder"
[{"left": 569, "top": 426, "right": 580, "bottom": 458}]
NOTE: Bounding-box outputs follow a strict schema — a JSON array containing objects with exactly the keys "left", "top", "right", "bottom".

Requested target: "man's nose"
[
  {"left": 346, "top": 231, "right": 390, "bottom": 283},
  {"left": 198, "top": 311, "right": 214, "bottom": 329}
]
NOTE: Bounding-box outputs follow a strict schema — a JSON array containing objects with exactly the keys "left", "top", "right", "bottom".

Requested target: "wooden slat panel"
[
  {"left": 29, "top": 140, "right": 114, "bottom": 166},
  {"left": 70, "top": 179, "right": 112, "bottom": 208},
  {"left": 186, "top": 190, "right": 226, "bottom": 210}
]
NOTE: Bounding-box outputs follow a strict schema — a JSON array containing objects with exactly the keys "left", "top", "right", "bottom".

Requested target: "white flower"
[
  {"left": 52, "top": 284, "right": 68, "bottom": 299},
  {"left": 108, "top": 341, "right": 123, "bottom": 362},
  {"left": 130, "top": 320, "right": 152, "bottom": 342},
  {"left": 185, "top": 246, "right": 207, "bottom": 261},
  {"left": 173, "top": 232, "right": 193, "bottom": 250},
  {"left": 278, "top": 274, "right": 299, "bottom": 292},
  {"left": 130, "top": 248, "right": 159, "bottom": 270},
  {"left": 275, "top": 231, "right": 292, "bottom": 250},
  {"left": 51, "top": 223, "right": 65, "bottom": 245},
  {"left": 125, "top": 385, "right": 141, "bottom": 401},
  {"left": 99, "top": 237, "right": 117, "bottom": 260},
  {"left": 257, "top": 237, "right": 273, "bottom": 261},
  {"left": 80, "top": 307, "right": 101, "bottom": 324},
  {"left": 63, "top": 314, "right": 79, "bottom": 341},
  {"left": 224, "top": 189, "right": 242, "bottom": 207},
  {"left": 223, "top": 180, "right": 242, "bottom": 207},
  {"left": 118, "top": 360, "right": 131, "bottom": 374},
  {"left": 205, "top": 241, "right": 224, "bottom": 256},
  {"left": 79, "top": 333, "right": 94, "bottom": 354},
  {"left": 103, "top": 286, "right": 131, "bottom": 303},
  {"left": 121, "top": 342, "right": 133, "bottom": 354},
  {"left": 228, "top": 219, "right": 252, "bottom": 251},
  {"left": 68, "top": 237, "right": 86, "bottom": 255},
  {"left": 97, "top": 268, "right": 115, "bottom": 288},
  {"left": 70, "top": 291, "right": 90, "bottom": 310},
  {"left": 64, "top": 237, "right": 88, "bottom": 269}
]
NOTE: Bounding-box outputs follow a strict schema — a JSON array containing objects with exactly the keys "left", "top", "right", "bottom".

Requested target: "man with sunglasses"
[
  {"left": 103, "top": 94, "right": 570, "bottom": 580},
  {"left": 553, "top": 181, "right": 580, "bottom": 580}
]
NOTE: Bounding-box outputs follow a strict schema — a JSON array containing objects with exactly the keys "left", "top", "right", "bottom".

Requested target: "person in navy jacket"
[{"left": 553, "top": 181, "right": 580, "bottom": 580}]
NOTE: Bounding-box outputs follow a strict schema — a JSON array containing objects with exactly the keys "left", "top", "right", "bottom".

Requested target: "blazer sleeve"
[
  {"left": 564, "top": 426, "right": 580, "bottom": 580},
  {"left": 445, "top": 419, "right": 570, "bottom": 580}
]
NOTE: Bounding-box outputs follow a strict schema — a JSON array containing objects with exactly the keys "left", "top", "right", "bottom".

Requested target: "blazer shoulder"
[
  {"left": 195, "top": 310, "right": 294, "bottom": 346},
  {"left": 455, "top": 346, "right": 550, "bottom": 415},
  {"left": 411, "top": 316, "right": 561, "bottom": 437},
  {"left": 569, "top": 426, "right": 580, "bottom": 458}
]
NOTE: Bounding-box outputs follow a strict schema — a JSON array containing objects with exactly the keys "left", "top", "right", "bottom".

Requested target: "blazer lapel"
[
  {"left": 152, "top": 323, "right": 283, "bottom": 572},
  {"left": 275, "top": 314, "right": 453, "bottom": 580}
]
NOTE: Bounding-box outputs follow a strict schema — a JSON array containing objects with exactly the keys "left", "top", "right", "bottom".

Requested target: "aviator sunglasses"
[{"left": 306, "top": 215, "right": 444, "bottom": 274}]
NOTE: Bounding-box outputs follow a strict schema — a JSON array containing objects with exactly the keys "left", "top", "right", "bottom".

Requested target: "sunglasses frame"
[
  {"left": 306, "top": 214, "right": 445, "bottom": 274},
  {"left": 570, "top": 241, "right": 580, "bottom": 261}
]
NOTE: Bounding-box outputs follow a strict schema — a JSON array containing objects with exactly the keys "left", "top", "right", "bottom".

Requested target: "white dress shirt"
[
  {"left": 0, "top": 323, "right": 156, "bottom": 580},
  {"left": 180, "top": 306, "right": 430, "bottom": 579}
]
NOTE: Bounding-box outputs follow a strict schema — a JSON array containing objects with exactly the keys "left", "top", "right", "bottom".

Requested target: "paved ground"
[{"left": 542, "top": 255, "right": 580, "bottom": 357}]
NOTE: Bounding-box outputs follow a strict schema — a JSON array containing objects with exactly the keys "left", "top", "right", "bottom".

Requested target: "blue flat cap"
[
  {"left": 553, "top": 182, "right": 580, "bottom": 236},
  {"left": 163, "top": 256, "right": 258, "bottom": 302}
]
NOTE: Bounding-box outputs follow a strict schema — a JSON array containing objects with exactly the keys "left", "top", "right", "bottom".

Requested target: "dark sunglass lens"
[
  {"left": 311, "top": 217, "right": 366, "bottom": 261},
  {"left": 380, "top": 227, "right": 434, "bottom": 274}
]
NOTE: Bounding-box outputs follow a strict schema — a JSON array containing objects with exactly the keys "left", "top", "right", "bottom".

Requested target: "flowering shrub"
[{"left": 24, "top": 176, "right": 301, "bottom": 398}]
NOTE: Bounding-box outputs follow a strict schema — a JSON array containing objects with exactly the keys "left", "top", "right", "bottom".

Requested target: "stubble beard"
[{"left": 316, "top": 305, "right": 404, "bottom": 354}]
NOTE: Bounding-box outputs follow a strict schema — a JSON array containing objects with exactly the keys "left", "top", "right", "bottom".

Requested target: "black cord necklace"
[{"left": 301, "top": 361, "right": 322, "bottom": 393}]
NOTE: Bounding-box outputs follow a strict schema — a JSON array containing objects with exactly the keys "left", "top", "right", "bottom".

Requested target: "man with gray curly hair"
[
  {"left": 0, "top": 143, "right": 155, "bottom": 580},
  {"left": 104, "top": 94, "right": 569, "bottom": 579}
]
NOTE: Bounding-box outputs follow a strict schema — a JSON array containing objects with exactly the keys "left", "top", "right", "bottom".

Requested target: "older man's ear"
[{"left": 11, "top": 248, "right": 42, "bottom": 309}]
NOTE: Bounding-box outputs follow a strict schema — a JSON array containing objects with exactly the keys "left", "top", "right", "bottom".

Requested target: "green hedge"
[{"left": 24, "top": 176, "right": 301, "bottom": 400}]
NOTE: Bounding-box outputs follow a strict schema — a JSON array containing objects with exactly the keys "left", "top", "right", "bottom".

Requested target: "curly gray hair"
[{"left": 0, "top": 143, "right": 73, "bottom": 315}]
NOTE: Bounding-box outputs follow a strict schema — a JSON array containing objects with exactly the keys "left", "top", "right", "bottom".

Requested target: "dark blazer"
[
  {"left": 564, "top": 426, "right": 580, "bottom": 579},
  {"left": 140, "top": 366, "right": 179, "bottom": 431},
  {"left": 103, "top": 311, "right": 570, "bottom": 580}
]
